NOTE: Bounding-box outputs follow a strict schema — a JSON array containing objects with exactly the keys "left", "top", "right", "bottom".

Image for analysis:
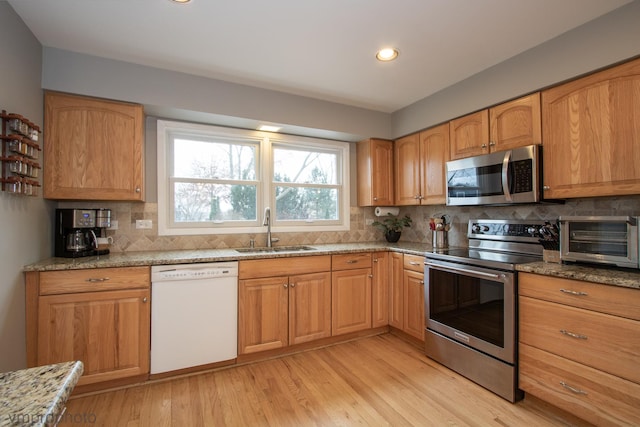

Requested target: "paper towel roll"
[{"left": 374, "top": 207, "right": 400, "bottom": 217}]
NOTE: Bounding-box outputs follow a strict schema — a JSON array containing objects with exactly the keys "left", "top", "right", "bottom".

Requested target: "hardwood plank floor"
[{"left": 60, "top": 334, "right": 591, "bottom": 426}]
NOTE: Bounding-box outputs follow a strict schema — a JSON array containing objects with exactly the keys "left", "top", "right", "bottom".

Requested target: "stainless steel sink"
[{"left": 235, "top": 245, "right": 315, "bottom": 253}]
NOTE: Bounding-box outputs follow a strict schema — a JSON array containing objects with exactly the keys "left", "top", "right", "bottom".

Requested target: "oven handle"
[
  {"left": 501, "top": 150, "right": 512, "bottom": 202},
  {"left": 424, "top": 261, "right": 502, "bottom": 280}
]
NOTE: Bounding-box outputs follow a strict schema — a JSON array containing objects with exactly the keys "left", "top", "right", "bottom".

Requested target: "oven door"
[{"left": 424, "top": 259, "right": 515, "bottom": 364}]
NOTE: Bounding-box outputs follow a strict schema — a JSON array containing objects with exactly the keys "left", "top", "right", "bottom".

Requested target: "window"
[{"left": 157, "top": 120, "right": 350, "bottom": 236}]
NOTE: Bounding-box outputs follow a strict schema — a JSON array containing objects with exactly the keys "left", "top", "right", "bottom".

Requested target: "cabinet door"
[
  {"left": 542, "top": 58, "right": 640, "bottom": 199},
  {"left": 371, "top": 252, "right": 390, "bottom": 328},
  {"left": 356, "top": 139, "right": 394, "bottom": 206},
  {"left": 419, "top": 123, "right": 449, "bottom": 205},
  {"left": 404, "top": 269, "right": 425, "bottom": 341},
  {"left": 332, "top": 268, "right": 372, "bottom": 335},
  {"left": 389, "top": 252, "right": 404, "bottom": 329},
  {"left": 238, "top": 276, "right": 289, "bottom": 354},
  {"left": 449, "top": 110, "right": 489, "bottom": 160},
  {"left": 37, "top": 289, "right": 150, "bottom": 386},
  {"left": 489, "top": 93, "right": 541, "bottom": 152},
  {"left": 44, "top": 91, "right": 144, "bottom": 201},
  {"left": 289, "top": 272, "right": 331, "bottom": 345},
  {"left": 394, "top": 133, "right": 421, "bottom": 205}
]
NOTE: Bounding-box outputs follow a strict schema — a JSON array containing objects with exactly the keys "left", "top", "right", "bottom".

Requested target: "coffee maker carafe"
[{"left": 55, "top": 209, "right": 111, "bottom": 258}]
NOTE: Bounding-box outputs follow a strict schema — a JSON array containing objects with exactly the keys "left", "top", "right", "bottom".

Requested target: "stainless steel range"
[{"left": 424, "top": 219, "right": 545, "bottom": 402}]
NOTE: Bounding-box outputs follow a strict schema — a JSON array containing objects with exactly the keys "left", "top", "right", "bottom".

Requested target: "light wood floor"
[{"left": 61, "top": 334, "right": 591, "bottom": 426}]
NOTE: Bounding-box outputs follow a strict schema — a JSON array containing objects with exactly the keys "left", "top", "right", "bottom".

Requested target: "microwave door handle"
[{"left": 502, "top": 150, "right": 512, "bottom": 202}]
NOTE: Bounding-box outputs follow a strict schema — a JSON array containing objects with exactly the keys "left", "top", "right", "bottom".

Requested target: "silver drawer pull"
[
  {"left": 560, "top": 329, "right": 588, "bottom": 340},
  {"left": 560, "top": 381, "right": 588, "bottom": 395},
  {"left": 560, "top": 288, "right": 588, "bottom": 296},
  {"left": 409, "top": 261, "right": 420, "bottom": 266},
  {"left": 346, "top": 260, "right": 358, "bottom": 264},
  {"left": 86, "top": 277, "right": 111, "bottom": 283}
]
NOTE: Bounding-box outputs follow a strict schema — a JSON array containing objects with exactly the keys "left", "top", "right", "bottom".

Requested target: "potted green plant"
[{"left": 372, "top": 215, "right": 412, "bottom": 243}]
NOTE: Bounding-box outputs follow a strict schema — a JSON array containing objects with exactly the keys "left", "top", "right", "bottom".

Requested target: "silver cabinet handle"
[
  {"left": 373, "top": 258, "right": 378, "bottom": 263},
  {"left": 86, "top": 277, "right": 110, "bottom": 282},
  {"left": 560, "top": 329, "right": 588, "bottom": 340},
  {"left": 560, "top": 382, "right": 588, "bottom": 395},
  {"left": 346, "top": 260, "right": 358, "bottom": 264},
  {"left": 142, "top": 297, "right": 148, "bottom": 303},
  {"left": 419, "top": 280, "right": 424, "bottom": 285},
  {"left": 409, "top": 261, "right": 420, "bottom": 266},
  {"left": 489, "top": 141, "right": 496, "bottom": 147},
  {"left": 135, "top": 187, "right": 141, "bottom": 193},
  {"left": 373, "top": 197, "right": 378, "bottom": 201},
  {"left": 290, "top": 283, "right": 295, "bottom": 288},
  {"left": 481, "top": 143, "right": 487, "bottom": 149},
  {"left": 543, "top": 185, "right": 550, "bottom": 191},
  {"left": 368, "top": 274, "right": 373, "bottom": 278},
  {"left": 560, "top": 289, "right": 588, "bottom": 296},
  {"left": 283, "top": 284, "right": 288, "bottom": 288}
]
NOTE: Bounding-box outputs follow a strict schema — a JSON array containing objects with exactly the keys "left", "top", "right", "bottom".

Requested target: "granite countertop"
[
  {"left": 517, "top": 261, "right": 640, "bottom": 289},
  {"left": 23, "top": 242, "right": 433, "bottom": 272},
  {"left": 0, "top": 361, "right": 83, "bottom": 427}
]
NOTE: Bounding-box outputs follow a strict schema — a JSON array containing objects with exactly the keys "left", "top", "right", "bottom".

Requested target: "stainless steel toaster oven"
[{"left": 559, "top": 216, "right": 639, "bottom": 269}]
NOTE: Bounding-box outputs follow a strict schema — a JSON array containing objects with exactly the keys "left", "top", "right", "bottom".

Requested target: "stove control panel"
[{"left": 468, "top": 219, "right": 547, "bottom": 242}]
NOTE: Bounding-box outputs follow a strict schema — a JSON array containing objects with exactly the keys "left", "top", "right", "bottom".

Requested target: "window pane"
[
  {"left": 275, "top": 186, "right": 338, "bottom": 220},
  {"left": 273, "top": 147, "right": 337, "bottom": 184},
  {"left": 174, "top": 182, "right": 256, "bottom": 222},
  {"left": 174, "top": 138, "right": 257, "bottom": 180}
]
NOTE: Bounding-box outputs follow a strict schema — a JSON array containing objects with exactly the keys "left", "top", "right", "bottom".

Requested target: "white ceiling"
[{"left": 8, "top": 0, "right": 632, "bottom": 113}]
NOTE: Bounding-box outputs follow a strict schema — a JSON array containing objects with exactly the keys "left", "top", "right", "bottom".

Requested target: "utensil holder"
[{"left": 432, "top": 230, "right": 448, "bottom": 249}]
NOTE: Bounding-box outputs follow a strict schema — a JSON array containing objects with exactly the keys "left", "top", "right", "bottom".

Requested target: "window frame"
[{"left": 157, "top": 120, "right": 350, "bottom": 236}]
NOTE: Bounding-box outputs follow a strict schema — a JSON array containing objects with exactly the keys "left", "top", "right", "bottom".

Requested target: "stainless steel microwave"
[
  {"left": 446, "top": 145, "right": 540, "bottom": 206},
  {"left": 560, "top": 216, "right": 639, "bottom": 269}
]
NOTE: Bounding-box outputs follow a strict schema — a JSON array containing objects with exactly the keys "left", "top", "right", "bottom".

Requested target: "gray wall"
[
  {"left": 0, "top": 3, "right": 53, "bottom": 372},
  {"left": 392, "top": 0, "right": 640, "bottom": 137}
]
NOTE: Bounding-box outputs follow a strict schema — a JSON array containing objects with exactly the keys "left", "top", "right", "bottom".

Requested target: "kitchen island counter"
[
  {"left": 517, "top": 261, "right": 640, "bottom": 290},
  {"left": 24, "top": 242, "right": 433, "bottom": 272},
  {"left": 0, "top": 361, "right": 83, "bottom": 427}
]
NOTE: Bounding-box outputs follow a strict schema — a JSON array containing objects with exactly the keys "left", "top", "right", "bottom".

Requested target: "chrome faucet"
[{"left": 262, "top": 207, "right": 279, "bottom": 247}]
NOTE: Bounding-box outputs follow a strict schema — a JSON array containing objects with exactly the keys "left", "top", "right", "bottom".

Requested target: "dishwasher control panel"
[{"left": 151, "top": 262, "right": 238, "bottom": 281}]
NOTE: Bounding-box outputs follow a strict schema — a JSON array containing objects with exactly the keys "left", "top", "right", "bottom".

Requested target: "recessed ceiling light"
[
  {"left": 376, "top": 48, "right": 399, "bottom": 62},
  {"left": 258, "top": 125, "right": 281, "bottom": 132}
]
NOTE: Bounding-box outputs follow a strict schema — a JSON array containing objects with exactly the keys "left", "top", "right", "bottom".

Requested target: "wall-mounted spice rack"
[{"left": 1, "top": 110, "right": 41, "bottom": 196}]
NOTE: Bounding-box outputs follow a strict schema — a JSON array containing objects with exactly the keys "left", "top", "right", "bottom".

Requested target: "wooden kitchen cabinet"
[
  {"left": 389, "top": 253, "right": 425, "bottom": 341},
  {"left": 238, "top": 256, "right": 332, "bottom": 354},
  {"left": 371, "top": 252, "right": 390, "bottom": 328},
  {"left": 25, "top": 267, "right": 150, "bottom": 389},
  {"left": 518, "top": 272, "right": 640, "bottom": 425},
  {"left": 395, "top": 124, "right": 449, "bottom": 205},
  {"left": 331, "top": 253, "right": 372, "bottom": 336},
  {"left": 44, "top": 91, "right": 145, "bottom": 201},
  {"left": 541, "top": 58, "right": 640, "bottom": 199},
  {"left": 389, "top": 252, "right": 404, "bottom": 329},
  {"left": 450, "top": 93, "right": 541, "bottom": 160},
  {"left": 357, "top": 138, "right": 394, "bottom": 206},
  {"left": 403, "top": 255, "right": 425, "bottom": 341}
]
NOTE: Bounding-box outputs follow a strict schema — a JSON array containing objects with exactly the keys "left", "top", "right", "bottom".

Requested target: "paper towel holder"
[{"left": 374, "top": 206, "right": 400, "bottom": 217}]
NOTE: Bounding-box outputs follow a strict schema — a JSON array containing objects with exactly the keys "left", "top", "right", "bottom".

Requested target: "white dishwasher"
[{"left": 151, "top": 262, "right": 238, "bottom": 374}]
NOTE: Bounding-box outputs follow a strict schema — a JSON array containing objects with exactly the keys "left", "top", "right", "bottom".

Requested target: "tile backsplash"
[{"left": 58, "top": 195, "right": 640, "bottom": 252}]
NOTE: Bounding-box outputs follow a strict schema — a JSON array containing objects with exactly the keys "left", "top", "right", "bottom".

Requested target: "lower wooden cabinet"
[
  {"left": 238, "top": 256, "right": 332, "bottom": 354},
  {"left": 390, "top": 253, "right": 425, "bottom": 341},
  {"left": 518, "top": 272, "right": 640, "bottom": 425},
  {"left": 331, "top": 253, "right": 373, "bottom": 336},
  {"left": 25, "top": 267, "right": 151, "bottom": 388}
]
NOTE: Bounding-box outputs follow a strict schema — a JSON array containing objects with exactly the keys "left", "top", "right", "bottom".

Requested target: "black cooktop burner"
[{"left": 426, "top": 247, "right": 542, "bottom": 271}]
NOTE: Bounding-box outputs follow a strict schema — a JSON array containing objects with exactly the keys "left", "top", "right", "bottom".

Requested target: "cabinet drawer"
[
  {"left": 520, "top": 296, "right": 640, "bottom": 383},
  {"left": 403, "top": 254, "right": 424, "bottom": 272},
  {"left": 239, "top": 255, "right": 331, "bottom": 279},
  {"left": 520, "top": 343, "right": 640, "bottom": 426},
  {"left": 331, "top": 253, "right": 372, "bottom": 270},
  {"left": 39, "top": 267, "right": 150, "bottom": 295},
  {"left": 519, "top": 272, "right": 640, "bottom": 320}
]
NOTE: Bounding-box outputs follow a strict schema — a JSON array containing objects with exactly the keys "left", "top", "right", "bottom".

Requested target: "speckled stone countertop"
[
  {"left": 0, "top": 361, "right": 83, "bottom": 427},
  {"left": 23, "top": 242, "right": 433, "bottom": 272},
  {"left": 517, "top": 261, "right": 640, "bottom": 289}
]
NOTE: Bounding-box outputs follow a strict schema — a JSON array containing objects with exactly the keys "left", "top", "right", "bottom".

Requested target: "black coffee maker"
[{"left": 55, "top": 208, "right": 110, "bottom": 258}]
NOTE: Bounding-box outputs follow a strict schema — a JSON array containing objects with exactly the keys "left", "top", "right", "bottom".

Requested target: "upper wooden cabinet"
[
  {"left": 44, "top": 91, "right": 145, "bottom": 201},
  {"left": 394, "top": 123, "right": 449, "bottom": 205},
  {"left": 449, "top": 93, "right": 541, "bottom": 160},
  {"left": 541, "top": 58, "right": 640, "bottom": 199},
  {"left": 357, "top": 138, "right": 394, "bottom": 206}
]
